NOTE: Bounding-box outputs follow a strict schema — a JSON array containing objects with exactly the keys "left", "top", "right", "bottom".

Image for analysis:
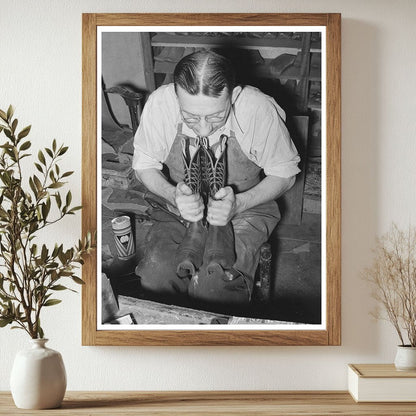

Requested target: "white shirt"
[{"left": 133, "top": 83, "right": 300, "bottom": 178}]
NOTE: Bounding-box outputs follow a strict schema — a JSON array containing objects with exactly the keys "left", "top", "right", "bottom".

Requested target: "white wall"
[{"left": 1, "top": 0, "right": 416, "bottom": 391}]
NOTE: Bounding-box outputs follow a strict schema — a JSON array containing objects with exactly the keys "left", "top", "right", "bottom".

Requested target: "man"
[{"left": 133, "top": 50, "right": 300, "bottom": 307}]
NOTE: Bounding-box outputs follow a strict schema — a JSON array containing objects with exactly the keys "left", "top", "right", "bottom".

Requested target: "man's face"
[{"left": 176, "top": 85, "right": 231, "bottom": 137}]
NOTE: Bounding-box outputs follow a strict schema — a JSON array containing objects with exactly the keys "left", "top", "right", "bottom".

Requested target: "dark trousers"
[{"left": 135, "top": 200, "right": 280, "bottom": 306}]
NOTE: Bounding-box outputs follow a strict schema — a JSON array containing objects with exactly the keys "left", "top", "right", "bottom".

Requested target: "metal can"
[{"left": 111, "top": 215, "right": 135, "bottom": 260}]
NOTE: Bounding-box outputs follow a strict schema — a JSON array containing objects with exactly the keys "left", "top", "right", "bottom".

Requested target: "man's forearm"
[
  {"left": 136, "top": 168, "right": 177, "bottom": 207},
  {"left": 137, "top": 169, "right": 295, "bottom": 222},
  {"left": 235, "top": 175, "right": 295, "bottom": 214}
]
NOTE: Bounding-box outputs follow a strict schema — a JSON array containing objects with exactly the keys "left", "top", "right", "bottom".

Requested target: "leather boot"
[
  {"left": 176, "top": 220, "right": 208, "bottom": 278},
  {"left": 201, "top": 135, "right": 236, "bottom": 274},
  {"left": 203, "top": 222, "right": 235, "bottom": 273},
  {"left": 176, "top": 137, "right": 208, "bottom": 278}
]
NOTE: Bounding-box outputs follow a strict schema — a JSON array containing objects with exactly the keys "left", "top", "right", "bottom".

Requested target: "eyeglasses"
[{"left": 180, "top": 101, "right": 231, "bottom": 125}]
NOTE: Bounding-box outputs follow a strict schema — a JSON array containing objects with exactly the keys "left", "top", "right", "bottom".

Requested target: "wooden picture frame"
[{"left": 82, "top": 13, "right": 341, "bottom": 346}]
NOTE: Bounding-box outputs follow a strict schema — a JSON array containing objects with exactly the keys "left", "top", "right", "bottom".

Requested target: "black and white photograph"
[{"left": 98, "top": 27, "right": 325, "bottom": 330}]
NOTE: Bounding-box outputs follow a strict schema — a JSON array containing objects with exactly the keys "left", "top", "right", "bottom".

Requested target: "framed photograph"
[{"left": 82, "top": 13, "right": 341, "bottom": 346}]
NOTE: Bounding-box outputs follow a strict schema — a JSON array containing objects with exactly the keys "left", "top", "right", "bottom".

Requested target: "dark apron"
[{"left": 165, "top": 124, "right": 262, "bottom": 193}]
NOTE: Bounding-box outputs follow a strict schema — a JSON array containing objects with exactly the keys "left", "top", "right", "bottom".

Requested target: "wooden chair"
[{"left": 101, "top": 86, "right": 144, "bottom": 189}]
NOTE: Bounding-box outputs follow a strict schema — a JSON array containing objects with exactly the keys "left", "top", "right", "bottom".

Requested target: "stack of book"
[{"left": 348, "top": 364, "right": 416, "bottom": 402}]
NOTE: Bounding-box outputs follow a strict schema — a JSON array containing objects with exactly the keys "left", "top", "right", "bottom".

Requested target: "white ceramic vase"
[
  {"left": 394, "top": 345, "right": 416, "bottom": 371},
  {"left": 10, "top": 338, "right": 67, "bottom": 409}
]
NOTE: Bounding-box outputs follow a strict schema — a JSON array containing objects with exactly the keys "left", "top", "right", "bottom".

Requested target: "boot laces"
[{"left": 181, "top": 137, "right": 201, "bottom": 193}]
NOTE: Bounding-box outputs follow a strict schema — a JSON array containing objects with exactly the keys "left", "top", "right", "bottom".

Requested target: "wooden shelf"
[
  {"left": 149, "top": 32, "right": 321, "bottom": 113},
  {"left": 154, "top": 59, "right": 321, "bottom": 82},
  {"left": 1, "top": 391, "right": 416, "bottom": 415},
  {"left": 254, "top": 62, "right": 321, "bottom": 81},
  {"left": 151, "top": 33, "right": 322, "bottom": 52}
]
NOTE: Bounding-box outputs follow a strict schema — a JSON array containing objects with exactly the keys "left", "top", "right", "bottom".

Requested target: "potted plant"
[
  {"left": 0, "top": 105, "right": 94, "bottom": 408},
  {"left": 363, "top": 223, "right": 416, "bottom": 370}
]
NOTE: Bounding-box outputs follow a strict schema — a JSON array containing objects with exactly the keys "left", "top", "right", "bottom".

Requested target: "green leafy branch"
[{"left": 0, "top": 105, "right": 95, "bottom": 339}]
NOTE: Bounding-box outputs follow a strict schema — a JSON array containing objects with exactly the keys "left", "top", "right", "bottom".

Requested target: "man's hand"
[
  {"left": 207, "top": 186, "right": 236, "bottom": 226},
  {"left": 175, "top": 182, "right": 204, "bottom": 222}
]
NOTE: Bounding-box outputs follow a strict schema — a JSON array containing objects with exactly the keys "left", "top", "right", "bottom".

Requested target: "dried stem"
[{"left": 363, "top": 223, "right": 416, "bottom": 347}]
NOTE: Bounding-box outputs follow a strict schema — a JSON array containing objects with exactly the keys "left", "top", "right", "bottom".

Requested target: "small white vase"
[
  {"left": 10, "top": 338, "right": 67, "bottom": 409},
  {"left": 394, "top": 345, "right": 416, "bottom": 371}
]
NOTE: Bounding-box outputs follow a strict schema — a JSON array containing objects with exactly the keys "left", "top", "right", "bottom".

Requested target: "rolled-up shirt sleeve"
[
  {"left": 132, "top": 85, "right": 177, "bottom": 171},
  {"left": 257, "top": 106, "right": 301, "bottom": 178},
  {"left": 235, "top": 87, "right": 300, "bottom": 179}
]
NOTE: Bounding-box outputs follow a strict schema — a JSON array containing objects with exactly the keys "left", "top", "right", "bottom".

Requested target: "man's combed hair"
[{"left": 174, "top": 50, "right": 236, "bottom": 97}]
